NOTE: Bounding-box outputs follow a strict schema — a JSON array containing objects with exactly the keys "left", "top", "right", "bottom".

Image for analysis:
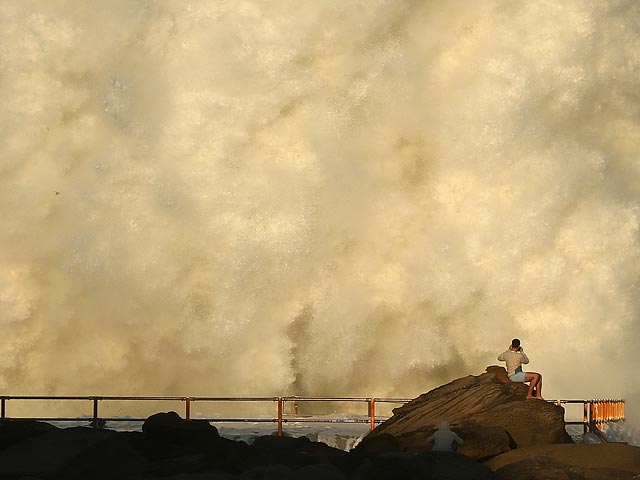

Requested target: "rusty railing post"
[
  {"left": 277, "top": 397, "right": 283, "bottom": 436},
  {"left": 369, "top": 398, "right": 376, "bottom": 431},
  {"left": 185, "top": 397, "right": 192, "bottom": 420},
  {"left": 92, "top": 398, "right": 99, "bottom": 428}
]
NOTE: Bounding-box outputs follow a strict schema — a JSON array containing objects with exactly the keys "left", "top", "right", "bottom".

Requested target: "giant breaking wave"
[{"left": 1, "top": 0, "right": 639, "bottom": 428}]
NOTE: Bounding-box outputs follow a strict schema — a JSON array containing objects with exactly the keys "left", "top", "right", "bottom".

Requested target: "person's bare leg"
[
  {"left": 524, "top": 373, "right": 539, "bottom": 399},
  {"left": 535, "top": 374, "right": 544, "bottom": 399}
]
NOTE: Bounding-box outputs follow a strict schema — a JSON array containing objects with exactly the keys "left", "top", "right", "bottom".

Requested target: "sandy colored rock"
[
  {"left": 484, "top": 443, "right": 640, "bottom": 474},
  {"left": 367, "top": 366, "right": 569, "bottom": 459},
  {"left": 473, "top": 399, "right": 568, "bottom": 447},
  {"left": 493, "top": 454, "right": 638, "bottom": 480}
]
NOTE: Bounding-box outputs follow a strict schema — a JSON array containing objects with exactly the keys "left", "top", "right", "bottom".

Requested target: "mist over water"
[{"left": 1, "top": 0, "right": 639, "bottom": 427}]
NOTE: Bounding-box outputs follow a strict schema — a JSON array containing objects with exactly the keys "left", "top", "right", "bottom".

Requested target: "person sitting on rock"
[
  {"left": 498, "top": 338, "right": 544, "bottom": 400},
  {"left": 426, "top": 421, "right": 463, "bottom": 452}
]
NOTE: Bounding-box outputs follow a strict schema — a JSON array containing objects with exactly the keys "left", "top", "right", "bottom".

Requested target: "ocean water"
[
  {"left": 48, "top": 416, "right": 637, "bottom": 450},
  {"left": 1, "top": 0, "right": 639, "bottom": 433}
]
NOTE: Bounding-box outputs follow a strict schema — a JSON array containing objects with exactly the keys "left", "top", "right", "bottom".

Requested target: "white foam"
[{"left": 0, "top": 1, "right": 638, "bottom": 435}]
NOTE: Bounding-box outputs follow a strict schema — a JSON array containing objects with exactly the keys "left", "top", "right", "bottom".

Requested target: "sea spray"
[{"left": 0, "top": 1, "right": 639, "bottom": 430}]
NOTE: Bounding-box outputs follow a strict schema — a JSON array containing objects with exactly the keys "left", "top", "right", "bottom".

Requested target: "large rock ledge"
[
  {"left": 484, "top": 443, "right": 640, "bottom": 480},
  {"left": 364, "top": 365, "right": 571, "bottom": 460}
]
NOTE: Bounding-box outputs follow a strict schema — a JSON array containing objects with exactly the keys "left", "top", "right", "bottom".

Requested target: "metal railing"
[
  {"left": 0, "top": 395, "right": 411, "bottom": 436},
  {"left": 0, "top": 395, "right": 625, "bottom": 439},
  {"left": 551, "top": 399, "right": 625, "bottom": 442}
]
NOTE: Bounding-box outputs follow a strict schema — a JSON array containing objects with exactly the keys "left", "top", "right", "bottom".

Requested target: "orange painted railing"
[{"left": 552, "top": 399, "right": 625, "bottom": 441}]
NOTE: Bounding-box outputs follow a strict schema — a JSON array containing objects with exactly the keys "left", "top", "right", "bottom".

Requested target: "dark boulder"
[
  {"left": 252, "top": 434, "right": 346, "bottom": 470},
  {"left": 138, "top": 413, "right": 260, "bottom": 475},
  {"left": 61, "top": 433, "right": 148, "bottom": 480},
  {"left": 0, "top": 419, "right": 58, "bottom": 451},
  {"left": 142, "top": 411, "right": 220, "bottom": 444},
  {"left": 0, "top": 427, "right": 146, "bottom": 479}
]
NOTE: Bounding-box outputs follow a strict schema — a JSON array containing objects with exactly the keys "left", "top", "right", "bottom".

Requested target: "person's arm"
[
  {"left": 454, "top": 433, "right": 463, "bottom": 445},
  {"left": 497, "top": 351, "right": 506, "bottom": 361},
  {"left": 426, "top": 433, "right": 436, "bottom": 442},
  {"left": 520, "top": 351, "right": 529, "bottom": 364}
]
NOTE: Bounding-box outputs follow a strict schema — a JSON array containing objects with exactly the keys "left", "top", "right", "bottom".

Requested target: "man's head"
[{"left": 510, "top": 338, "right": 521, "bottom": 351}]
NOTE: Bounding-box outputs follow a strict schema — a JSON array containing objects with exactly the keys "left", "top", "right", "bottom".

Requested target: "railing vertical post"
[
  {"left": 1, "top": 397, "right": 5, "bottom": 419},
  {"left": 185, "top": 397, "right": 191, "bottom": 421},
  {"left": 277, "top": 397, "right": 283, "bottom": 437},
  {"left": 597, "top": 400, "right": 602, "bottom": 424},
  {"left": 611, "top": 400, "right": 615, "bottom": 421},
  {"left": 369, "top": 398, "right": 376, "bottom": 431},
  {"left": 619, "top": 399, "right": 622, "bottom": 420},
  {"left": 92, "top": 398, "right": 99, "bottom": 428},
  {"left": 583, "top": 402, "right": 589, "bottom": 435}
]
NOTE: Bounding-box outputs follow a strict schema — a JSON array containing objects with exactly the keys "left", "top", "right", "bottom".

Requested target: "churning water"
[{"left": 1, "top": 1, "right": 639, "bottom": 430}]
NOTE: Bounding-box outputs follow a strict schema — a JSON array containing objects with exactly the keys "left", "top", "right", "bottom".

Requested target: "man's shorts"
[{"left": 509, "top": 371, "right": 526, "bottom": 383}]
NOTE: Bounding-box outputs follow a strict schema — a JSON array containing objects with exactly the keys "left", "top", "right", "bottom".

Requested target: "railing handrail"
[{"left": 0, "top": 395, "right": 412, "bottom": 402}]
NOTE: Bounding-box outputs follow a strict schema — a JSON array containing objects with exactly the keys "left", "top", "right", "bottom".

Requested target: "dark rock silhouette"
[
  {"left": 365, "top": 366, "right": 570, "bottom": 459},
  {"left": 143, "top": 410, "right": 221, "bottom": 443},
  {"left": 0, "top": 426, "right": 147, "bottom": 479},
  {"left": 0, "top": 418, "right": 57, "bottom": 450},
  {"left": 252, "top": 434, "right": 346, "bottom": 469}
]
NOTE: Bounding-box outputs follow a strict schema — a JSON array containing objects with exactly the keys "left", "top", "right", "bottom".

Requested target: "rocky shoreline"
[{"left": 0, "top": 367, "right": 638, "bottom": 479}]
